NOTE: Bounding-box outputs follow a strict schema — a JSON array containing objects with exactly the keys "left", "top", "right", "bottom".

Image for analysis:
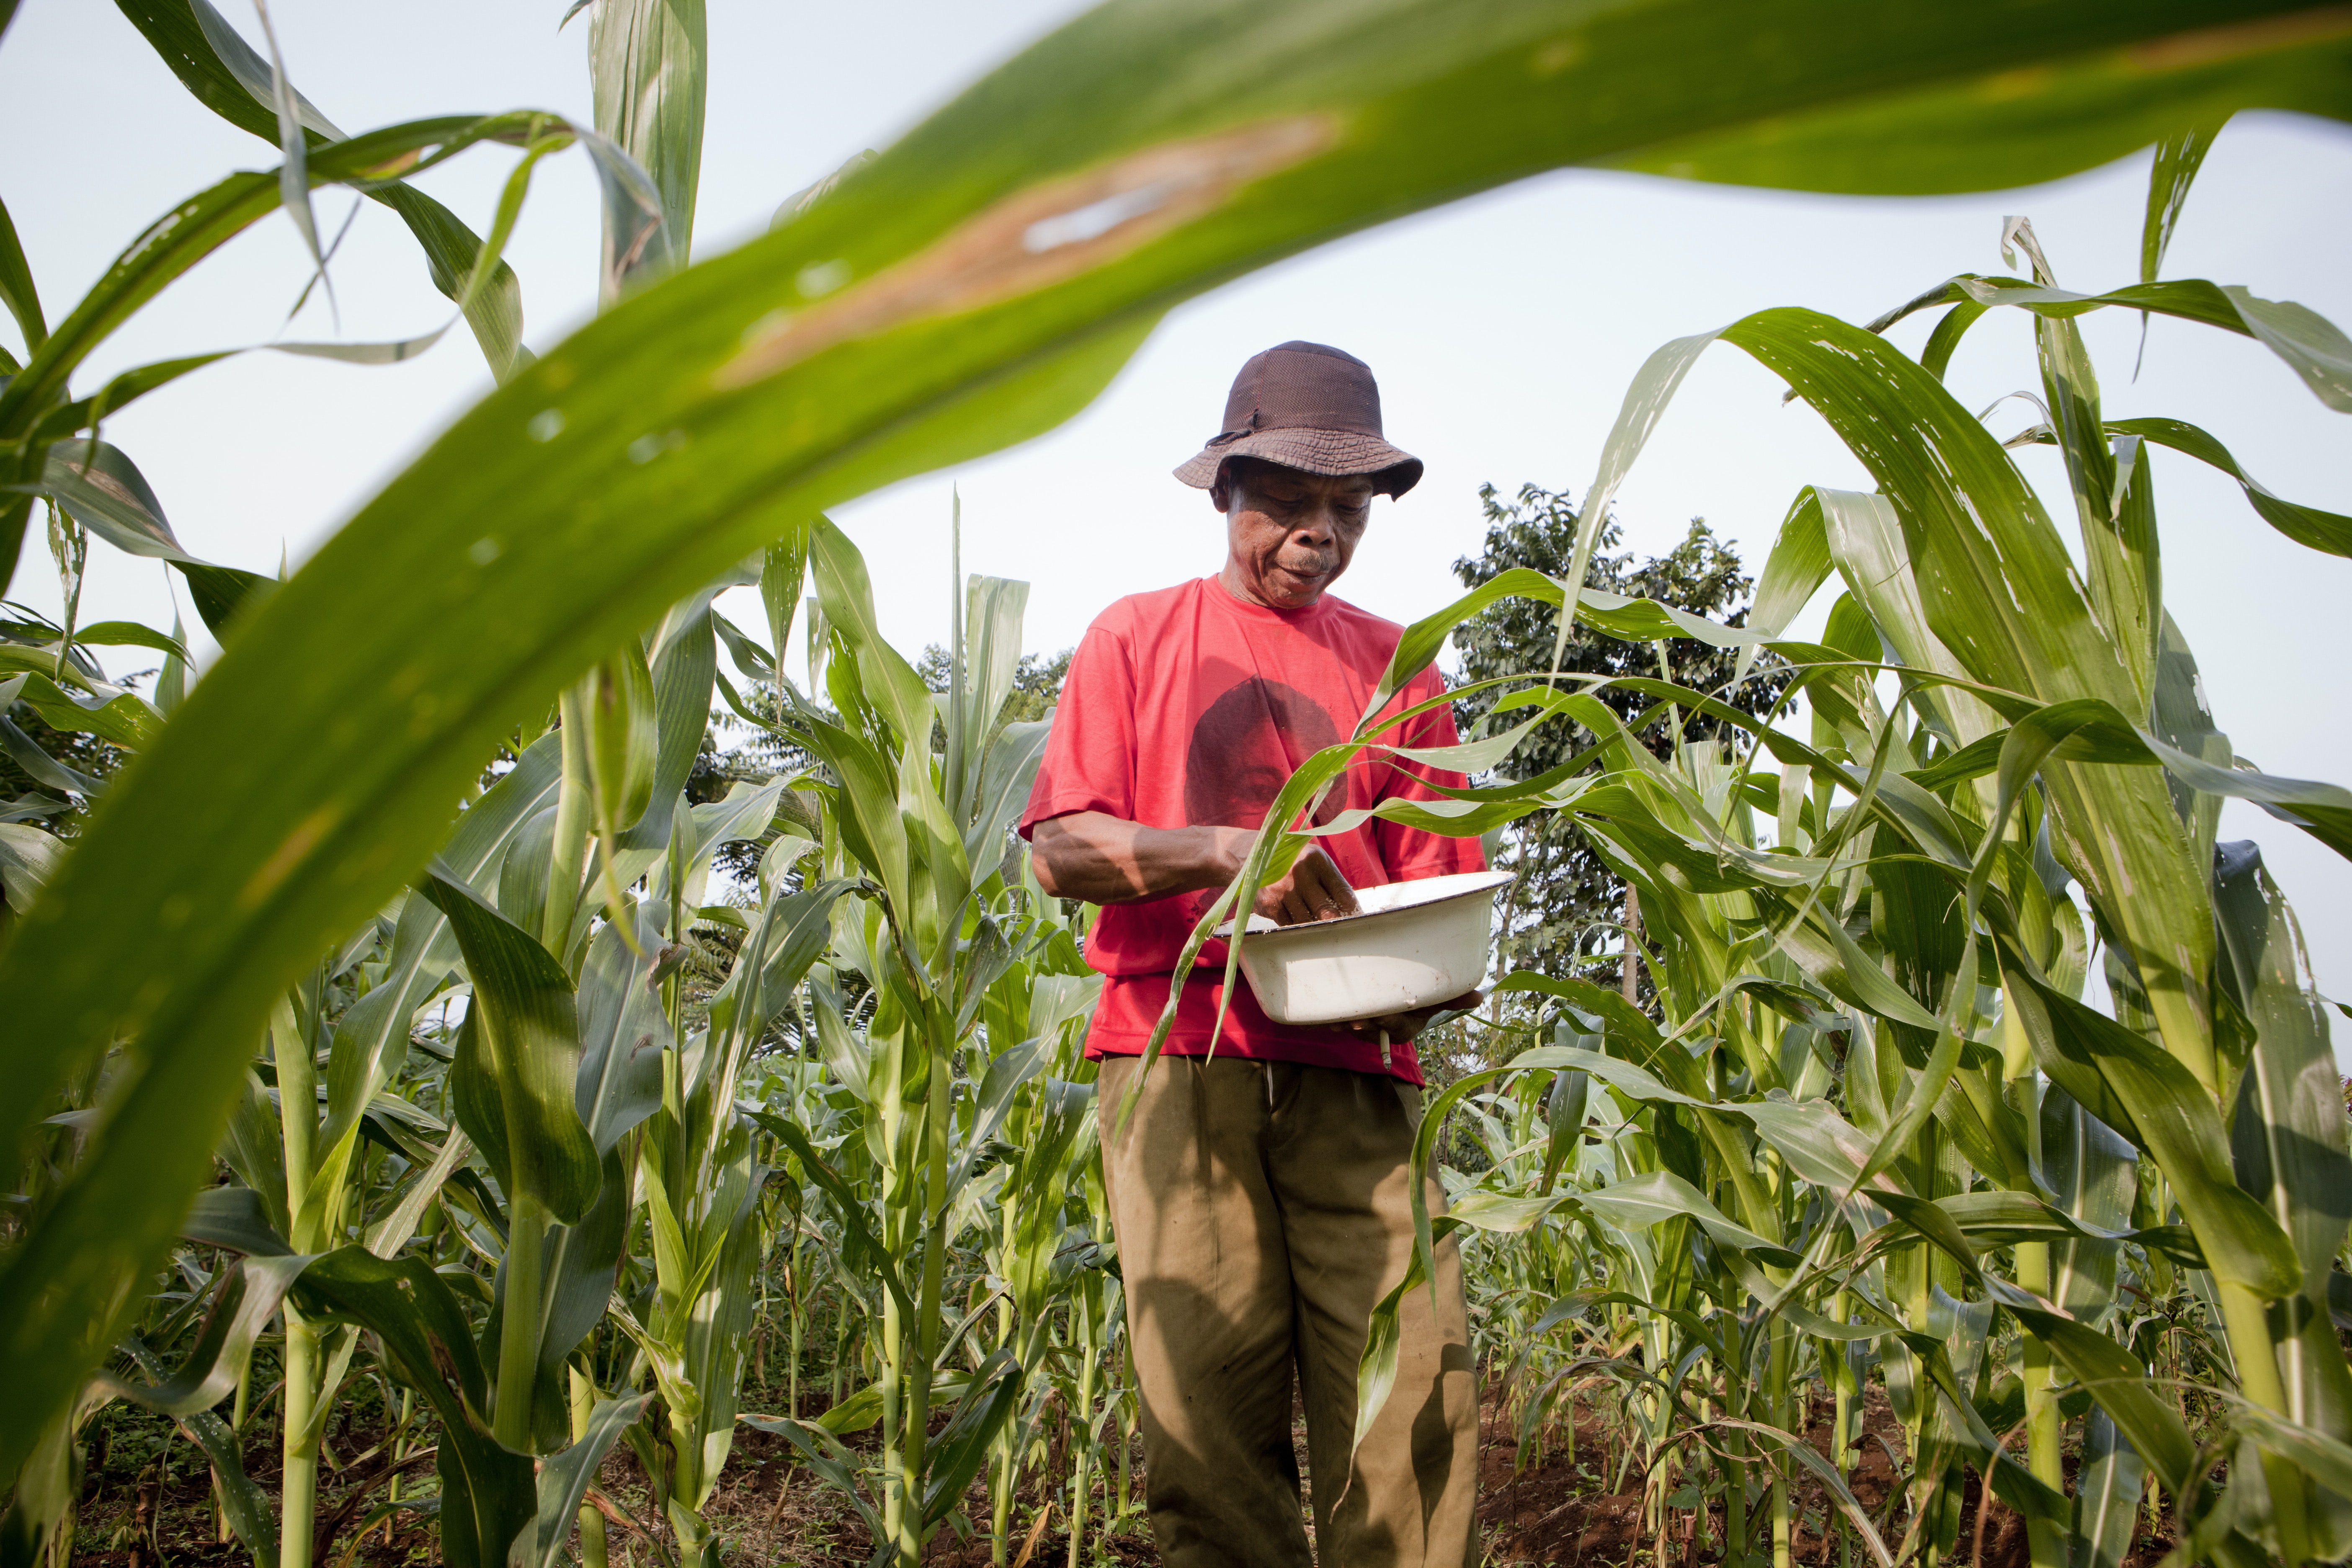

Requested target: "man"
[{"left": 1020, "top": 341, "right": 1483, "bottom": 1568}]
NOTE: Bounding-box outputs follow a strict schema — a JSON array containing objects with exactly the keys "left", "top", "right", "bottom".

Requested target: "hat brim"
[{"left": 1174, "top": 428, "right": 1422, "bottom": 498}]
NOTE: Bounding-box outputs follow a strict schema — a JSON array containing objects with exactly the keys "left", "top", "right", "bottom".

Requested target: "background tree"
[
  {"left": 915, "top": 645, "right": 1072, "bottom": 731},
  {"left": 1451, "top": 482, "right": 1785, "bottom": 997}
]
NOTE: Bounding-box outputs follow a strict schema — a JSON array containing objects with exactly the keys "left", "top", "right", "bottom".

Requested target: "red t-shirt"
[{"left": 1017, "top": 577, "right": 1485, "bottom": 1084}]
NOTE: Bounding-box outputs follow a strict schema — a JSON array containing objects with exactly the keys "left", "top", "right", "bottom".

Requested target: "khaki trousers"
[{"left": 1096, "top": 1055, "right": 1478, "bottom": 1568}]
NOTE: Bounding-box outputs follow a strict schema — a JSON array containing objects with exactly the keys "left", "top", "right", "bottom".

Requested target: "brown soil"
[{"left": 66, "top": 1382, "right": 2184, "bottom": 1568}]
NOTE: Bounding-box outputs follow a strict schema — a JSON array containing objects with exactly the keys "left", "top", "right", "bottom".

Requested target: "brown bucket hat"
[{"left": 1173, "top": 341, "right": 1423, "bottom": 498}]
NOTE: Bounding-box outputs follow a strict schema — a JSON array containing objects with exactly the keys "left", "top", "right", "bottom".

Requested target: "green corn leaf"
[
  {"left": 1569, "top": 329, "right": 1722, "bottom": 645},
  {"left": 362, "top": 1130, "right": 471, "bottom": 1258},
  {"left": 89, "top": 1253, "right": 310, "bottom": 1416},
  {"left": 2141, "top": 732, "right": 2352, "bottom": 865},
  {"left": 516, "top": 1391, "right": 653, "bottom": 1568},
  {"left": 807, "top": 516, "right": 935, "bottom": 758},
  {"left": 671, "top": 778, "right": 782, "bottom": 891},
  {"left": 0, "top": 820, "right": 65, "bottom": 910},
  {"left": 1297, "top": 791, "right": 1545, "bottom": 842},
  {"left": 586, "top": 0, "right": 705, "bottom": 286},
  {"left": 573, "top": 905, "right": 668, "bottom": 1152},
  {"left": 3, "top": 647, "right": 198, "bottom": 741},
  {"left": 1873, "top": 273, "right": 2352, "bottom": 413},
  {"left": 1924, "top": 1187, "right": 2198, "bottom": 1264},
  {"left": 1735, "top": 488, "right": 1831, "bottom": 685},
  {"left": 1368, "top": 567, "right": 1563, "bottom": 722},
  {"left": 963, "top": 718, "right": 1051, "bottom": 871},
  {"left": 59, "top": 621, "right": 186, "bottom": 663},
  {"left": 735, "top": 1412, "right": 886, "bottom": 1542},
  {"left": 578, "top": 641, "right": 659, "bottom": 849},
  {"left": 920, "top": 1349, "right": 1024, "bottom": 1527},
  {"left": 1996, "top": 1278, "right": 2201, "bottom": 1495},
  {"left": 1736, "top": 1092, "right": 1888, "bottom": 1196},
  {"left": 294, "top": 1247, "right": 536, "bottom": 1568},
  {"left": 0, "top": 111, "right": 537, "bottom": 437},
  {"left": 242, "top": 0, "right": 325, "bottom": 304},
  {"left": 1578, "top": 1168, "right": 1800, "bottom": 1267},
  {"left": 415, "top": 866, "right": 600, "bottom": 1224},
  {"left": 8, "top": 0, "right": 2351, "bottom": 1476},
  {"left": 1446, "top": 1187, "right": 1576, "bottom": 1234},
  {"left": 956, "top": 574, "right": 1031, "bottom": 773},
  {"left": 2112, "top": 415, "right": 2352, "bottom": 559},
  {"left": 32, "top": 438, "right": 183, "bottom": 564},
  {"left": 2142, "top": 124, "right": 2218, "bottom": 286},
  {"left": 792, "top": 713, "right": 911, "bottom": 917},
  {"left": 2074, "top": 1407, "right": 2148, "bottom": 1568},
  {"left": 1540, "top": 1067, "right": 1589, "bottom": 1197},
  {"left": 2215, "top": 839, "right": 2352, "bottom": 1537},
  {"left": 1490, "top": 972, "right": 1699, "bottom": 1092},
  {"left": 2222, "top": 1403, "right": 2352, "bottom": 1502},
  {"left": 110, "top": 1339, "right": 276, "bottom": 1568},
  {"left": 711, "top": 880, "right": 854, "bottom": 1047},
  {"left": 758, "top": 535, "right": 806, "bottom": 691},
  {"left": 0, "top": 192, "right": 44, "bottom": 353},
  {"left": 23, "top": 354, "right": 230, "bottom": 447},
  {"left": 1815, "top": 485, "right": 2002, "bottom": 752},
  {"left": 114, "top": 0, "right": 529, "bottom": 378},
  {"left": 2043, "top": 1088, "right": 2138, "bottom": 1322},
  {"left": 2001, "top": 957, "right": 2300, "bottom": 1298},
  {"left": 1870, "top": 1191, "right": 1987, "bottom": 1280},
  {"left": 308, "top": 732, "right": 563, "bottom": 1222},
  {"left": 178, "top": 1183, "right": 291, "bottom": 1256}
]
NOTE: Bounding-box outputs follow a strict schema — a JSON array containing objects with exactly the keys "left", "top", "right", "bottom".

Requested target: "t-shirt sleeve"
[
  {"left": 1370, "top": 669, "right": 1488, "bottom": 881},
  {"left": 1018, "top": 619, "right": 1137, "bottom": 838}
]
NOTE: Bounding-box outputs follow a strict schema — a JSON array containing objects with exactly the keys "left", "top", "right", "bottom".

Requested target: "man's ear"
[{"left": 1209, "top": 462, "right": 1233, "bottom": 513}]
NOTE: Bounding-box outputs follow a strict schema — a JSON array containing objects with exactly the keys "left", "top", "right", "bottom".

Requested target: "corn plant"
[
  {"left": 723, "top": 517, "right": 1105, "bottom": 1564},
  {"left": 1333, "top": 161, "right": 2352, "bottom": 1568}
]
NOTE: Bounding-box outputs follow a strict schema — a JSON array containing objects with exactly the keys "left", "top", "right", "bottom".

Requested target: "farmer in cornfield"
[{"left": 1022, "top": 342, "right": 1484, "bottom": 1568}]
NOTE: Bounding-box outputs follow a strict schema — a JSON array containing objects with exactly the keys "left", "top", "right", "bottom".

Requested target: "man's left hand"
[{"left": 1346, "top": 990, "right": 1483, "bottom": 1044}]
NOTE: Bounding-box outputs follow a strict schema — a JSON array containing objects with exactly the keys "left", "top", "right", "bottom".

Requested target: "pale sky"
[{"left": 5, "top": 1, "right": 2349, "bottom": 1003}]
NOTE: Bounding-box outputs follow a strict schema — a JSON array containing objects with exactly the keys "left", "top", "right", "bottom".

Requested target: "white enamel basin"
[{"left": 1212, "top": 869, "right": 1513, "bottom": 1026}]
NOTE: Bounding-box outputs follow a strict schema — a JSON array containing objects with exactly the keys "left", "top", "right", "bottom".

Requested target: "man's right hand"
[
  {"left": 1030, "top": 812, "right": 1359, "bottom": 925},
  {"left": 1211, "top": 830, "right": 1359, "bottom": 926}
]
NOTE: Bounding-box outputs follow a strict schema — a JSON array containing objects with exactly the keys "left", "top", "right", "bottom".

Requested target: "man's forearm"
[{"left": 1029, "top": 812, "right": 1239, "bottom": 905}]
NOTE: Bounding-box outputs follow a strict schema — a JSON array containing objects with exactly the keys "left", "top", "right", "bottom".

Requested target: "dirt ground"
[
  {"left": 67, "top": 1383, "right": 2181, "bottom": 1567},
  {"left": 1472, "top": 1388, "right": 2177, "bottom": 1568}
]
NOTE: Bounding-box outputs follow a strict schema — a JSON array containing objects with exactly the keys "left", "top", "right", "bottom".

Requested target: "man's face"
[{"left": 1213, "top": 459, "right": 1377, "bottom": 609}]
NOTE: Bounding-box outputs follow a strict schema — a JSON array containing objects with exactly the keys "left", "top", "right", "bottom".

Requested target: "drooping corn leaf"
[
  {"left": 516, "top": 1390, "right": 653, "bottom": 1568},
  {"left": 293, "top": 1247, "right": 536, "bottom": 1568},
  {"left": 113, "top": 0, "right": 529, "bottom": 378},
  {"left": 2001, "top": 957, "right": 2300, "bottom": 1298},
  {"left": 89, "top": 1253, "right": 311, "bottom": 1417}
]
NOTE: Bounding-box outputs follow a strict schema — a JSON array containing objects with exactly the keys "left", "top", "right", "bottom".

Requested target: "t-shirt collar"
[{"left": 1204, "top": 574, "right": 1334, "bottom": 626}]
